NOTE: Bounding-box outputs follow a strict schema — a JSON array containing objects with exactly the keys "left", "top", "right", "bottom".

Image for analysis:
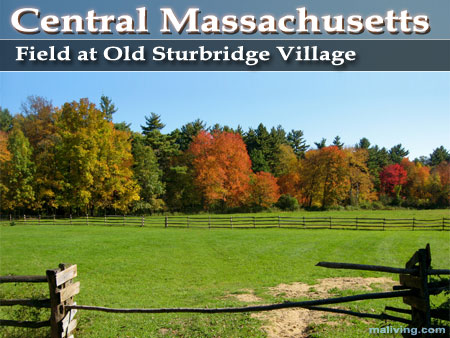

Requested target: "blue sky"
[{"left": 0, "top": 72, "right": 449, "bottom": 159}]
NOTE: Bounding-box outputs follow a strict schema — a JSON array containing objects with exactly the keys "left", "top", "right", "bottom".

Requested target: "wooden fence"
[
  {"left": 0, "top": 264, "right": 79, "bottom": 338},
  {"left": 3, "top": 214, "right": 450, "bottom": 230},
  {"left": 1, "top": 245, "right": 449, "bottom": 337}
]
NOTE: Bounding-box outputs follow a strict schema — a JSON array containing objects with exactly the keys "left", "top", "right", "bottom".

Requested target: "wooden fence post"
[
  {"left": 141, "top": 215, "right": 145, "bottom": 227},
  {"left": 329, "top": 217, "right": 332, "bottom": 229},
  {"left": 443, "top": 217, "right": 445, "bottom": 231},
  {"left": 278, "top": 216, "right": 281, "bottom": 228},
  {"left": 401, "top": 246, "right": 432, "bottom": 332},
  {"left": 165, "top": 216, "right": 168, "bottom": 228},
  {"left": 230, "top": 216, "right": 233, "bottom": 229},
  {"left": 39, "top": 214, "right": 41, "bottom": 225},
  {"left": 253, "top": 216, "right": 256, "bottom": 228},
  {"left": 53, "top": 214, "right": 56, "bottom": 225},
  {"left": 209, "top": 216, "right": 211, "bottom": 229},
  {"left": 46, "top": 264, "right": 79, "bottom": 338},
  {"left": 412, "top": 217, "right": 415, "bottom": 231},
  {"left": 355, "top": 217, "right": 358, "bottom": 230},
  {"left": 303, "top": 216, "right": 305, "bottom": 228},
  {"left": 187, "top": 216, "right": 189, "bottom": 228},
  {"left": 383, "top": 218, "right": 385, "bottom": 231},
  {"left": 123, "top": 215, "right": 125, "bottom": 226},
  {"left": 24, "top": 214, "right": 26, "bottom": 223},
  {"left": 104, "top": 214, "right": 107, "bottom": 226},
  {"left": 86, "top": 214, "right": 89, "bottom": 226},
  {"left": 70, "top": 214, "right": 72, "bottom": 226}
]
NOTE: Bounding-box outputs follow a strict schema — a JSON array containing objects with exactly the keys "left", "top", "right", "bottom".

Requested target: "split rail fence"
[
  {"left": 3, "top": 214, "right": 450, "bottom": 231},
  {"left": 0, "top": 264, "right": 78, "bottom": 338},
  {"left": 1, "top": 245, "right": 449, "bottom": 337}
]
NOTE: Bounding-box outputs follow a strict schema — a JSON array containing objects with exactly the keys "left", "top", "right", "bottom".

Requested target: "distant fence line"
[{"left": 2, "top": 214, "right": 449, "bottom": 231}]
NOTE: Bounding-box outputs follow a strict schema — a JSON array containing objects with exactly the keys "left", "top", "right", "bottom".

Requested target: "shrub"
[{"left": 275, "top": 194, "right": 299, "bottom": 211}]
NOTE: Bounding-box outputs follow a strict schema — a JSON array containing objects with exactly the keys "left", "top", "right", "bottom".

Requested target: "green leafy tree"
[
  {"left": 287, "top": 129, "right": 309, "bottom": 158},
  {"left": 244, "top": 123, "right": 287, "bottom": 174},
  {"left": 0, "top": 107, "right": 13, "bottom": 132},
  {"left": 389, "top": 144, "right": 409, "bottom": 164},
  {"left": 356, "top": 137, "right": 371, "bottom": 149},
  {"left": 332, "top": 135, "right": 344, "bottom": 149},
  {"left": 429, "top": 146, "right": 450, "bottom": 166},
  {"left": 114, "top": 121, "right": 132, "bottom": 132},
  {"left": 314, "top": 138, "right": 327, "bottom": 149},
  {"left": 131, "top": 134, "right": 165, "bottom": 212},
  {"left": 172, "top": 119, "right": 206, "bottom": 151},
  {"left": 100, "top": 95, "right": 117, "bottom": 122}
]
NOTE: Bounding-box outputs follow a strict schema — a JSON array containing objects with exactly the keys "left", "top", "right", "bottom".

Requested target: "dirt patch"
[
  {"left": 253, "top": 277, "right": 396, "bottom": 338},
  {"left": 225, "top": 289, "right": 263, "bottom": 303},
  {"left": 269, "top": 277, "right": 396, "bottom": 299}
]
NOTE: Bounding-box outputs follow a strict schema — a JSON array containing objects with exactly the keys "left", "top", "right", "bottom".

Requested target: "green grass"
[{"left": 1, "top": 210, "right": 449, "bottom": 337}]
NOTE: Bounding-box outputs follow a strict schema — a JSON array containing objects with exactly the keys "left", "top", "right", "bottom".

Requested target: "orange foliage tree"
[
  {"left": 248, "top": 171, "right": 280, "bottom": 208},
  {"left": 188, "top": 131, "right": 252, "bottom": 209}
]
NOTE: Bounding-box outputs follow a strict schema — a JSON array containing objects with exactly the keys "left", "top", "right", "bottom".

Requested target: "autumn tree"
[
  {"left": 0, "top": 127, "right": 35, "bottom": 211},
  {"left": 15, "top": 96, "right": 60, "bottom": 211},
  {"left": 274, "top": 144, "right": 302, "bottom": 202},
  {"left": 379, "top": 164, "right": 407, "bottom": 200},
  {"left": 300, "top": 146, "right": 349, "bottom": 208},
  {"left": 0, "top": 131, "right": 10, "bottom": 163},
  {"left": 55, "top": 99, "right": 139, "bottom": 213},
  {"left": 430, "top": 162, "right": 450, "bottom": 206},
  {"left": 248, "top": 172, "right": 280, "bottom": 208},
  {"left": 400, "top": 158, "right": 432, "bottom": 205},
  {"left": 345, "top": 148, "right": 375, "bottom": 205},
  {"left": 189, "top": 131, "right": 252, "bottom": 209}
]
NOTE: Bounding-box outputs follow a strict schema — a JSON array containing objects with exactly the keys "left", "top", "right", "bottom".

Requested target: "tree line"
[{"left": 0, "top": 96, "right": 449, "bottom": 215}]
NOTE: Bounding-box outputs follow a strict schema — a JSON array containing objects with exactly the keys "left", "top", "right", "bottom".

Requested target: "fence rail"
[
  {"left": 2, "top": 214, "right": 449, "bottom": 231},
  {"left": 2, "top": 245, "right": 448, "bottom": 338}
]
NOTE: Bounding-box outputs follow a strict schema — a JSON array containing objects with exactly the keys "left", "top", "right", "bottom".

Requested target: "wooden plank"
[
  {"left": 0, "top": 298, "right": 50, "bottom": 308},
  {"left": 61, "top": 304, "right": 77, "bottom": 332},
  {"left": 405, "top": 251, "right": 419, "bottom": 269},
  {"left": 55, "top": 265, "right": 77, "bottom": 286},
  {"left": 0, "top": 275, "right": 47, "bottom": 283},
  {"left": 61, "top": 319, "right": 77, "bottom": 338},
  {"left": 46, "top": 268, "right": 64, "bottom": 338},
  {"left": 58, "top": 282, "right": 80, "bottom": 303},
  {"left": 403, "top": 295, "right": 428, "bottom": 312},
  {"left": 399, "top": 274, "right": 422, "bottom": 289},
  {"left": 0, "top": 319, "right": 50, "bottom": 328}
]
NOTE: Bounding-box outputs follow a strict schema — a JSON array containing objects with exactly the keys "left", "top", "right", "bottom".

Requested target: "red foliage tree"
[
  {"left": 188, "top": 130, "right": 252, "bottom": 208},
  {"left": 249, "top": 171, "right": 280, "bottom": 208},
  {"left": 379, "top": 163, "right": 407, "bottom": 196}
]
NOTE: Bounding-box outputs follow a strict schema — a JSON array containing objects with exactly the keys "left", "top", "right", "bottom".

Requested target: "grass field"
[{"left": 1, "top": 209, "right": 449, "bottom": 337}]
